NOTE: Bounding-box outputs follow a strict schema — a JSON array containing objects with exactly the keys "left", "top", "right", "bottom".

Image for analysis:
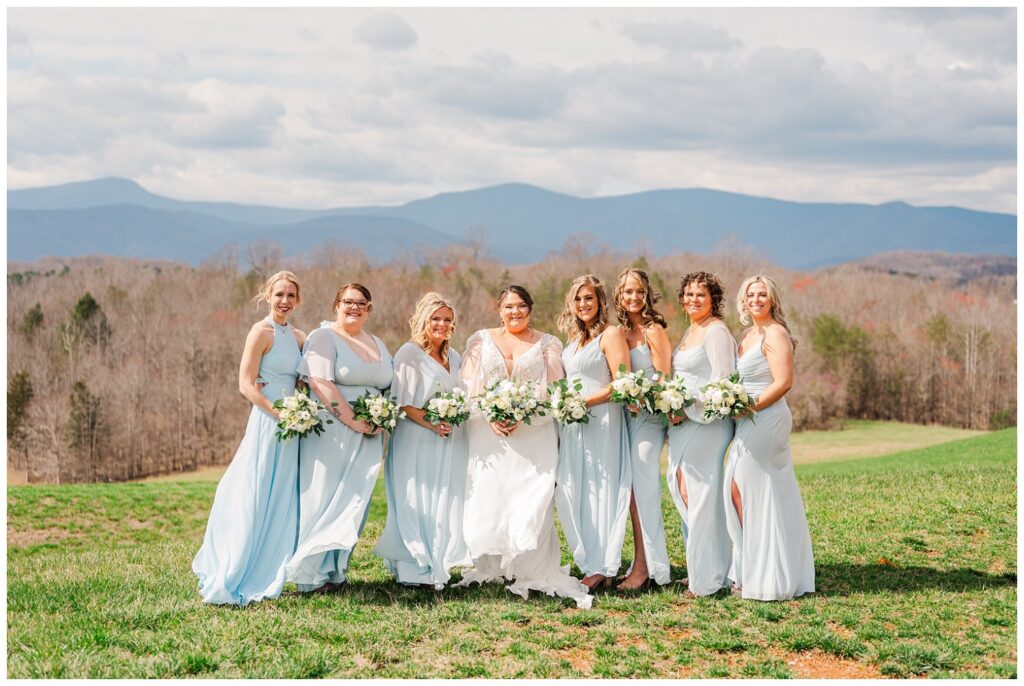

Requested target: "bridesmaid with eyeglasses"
[{"left": 286, "top": 283, "right": 394, "bottom": 593}]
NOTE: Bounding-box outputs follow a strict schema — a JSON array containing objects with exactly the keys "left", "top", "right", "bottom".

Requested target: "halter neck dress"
[
  {"left": 723, "top": 335, "right": 815, "bottom": 601},
  {"left": 192, "top": 317, "right": 301, "bottom": 606}
]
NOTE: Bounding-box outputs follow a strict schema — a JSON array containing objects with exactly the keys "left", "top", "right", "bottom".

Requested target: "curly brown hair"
[{"left": 677, "top": 271, "right": 725, "bottom": 319}]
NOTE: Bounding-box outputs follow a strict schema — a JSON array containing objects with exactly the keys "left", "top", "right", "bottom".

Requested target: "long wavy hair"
[
  {"left": 612, "top": 267, "right": 667, "bottom": 331},
  {"left": 736, "top": 274, "right": 798, "bottom": 350},
  {"left": 557, "top": 274, "right": 609, "bottom": 344},
  {"left": 409, "top": 292, "right": 457, "bottom": 360}
]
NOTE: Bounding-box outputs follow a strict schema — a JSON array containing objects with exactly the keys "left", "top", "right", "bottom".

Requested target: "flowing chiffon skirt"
[{"left": 623, "top": 411, "right": 672, "bottom": 585}]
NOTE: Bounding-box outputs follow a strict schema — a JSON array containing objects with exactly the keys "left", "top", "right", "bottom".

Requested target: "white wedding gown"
[{"left": 456, "top": 330, "right": 593, "bottom": 609}]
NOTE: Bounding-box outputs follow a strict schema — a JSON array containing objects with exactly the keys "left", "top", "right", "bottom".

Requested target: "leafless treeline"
[{"left": 7, "top": 240, "right": 1016, "bottom": 483}]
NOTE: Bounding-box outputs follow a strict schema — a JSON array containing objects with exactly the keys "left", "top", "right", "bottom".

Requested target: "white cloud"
[{"left": 353, "top": 13, "right": 417, "bottom": 51}]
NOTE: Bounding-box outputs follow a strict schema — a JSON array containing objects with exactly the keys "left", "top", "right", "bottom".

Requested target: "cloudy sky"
[{"left": 7, "top": 7, "right": 1017, "bottom": 213}]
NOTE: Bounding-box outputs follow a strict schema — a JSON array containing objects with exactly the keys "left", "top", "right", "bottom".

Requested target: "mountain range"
[{"left": 7, "top": 177, "right": 1016, "bottom": 269}]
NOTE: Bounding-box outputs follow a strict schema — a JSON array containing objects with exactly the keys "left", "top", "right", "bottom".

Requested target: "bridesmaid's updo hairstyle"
[
  {"left": 557, "top": 274, "right": 609, "bottom": 343},
  {"left": 409, "top": 292, "right": 457, "bottom": 360},
  {"left": 253, "top": 270, "right": 301, "bottom": 309},
  {"left": 497, "top": 284, "right": 534, "bottom": 312},
  {"left": 332, "top": 282, "right": 373, "bottom": 314},
  {"left": 737, "top": 274, "right": 798, "bottom": 350},
  {"left": 613, "top": 267, "right": 668, "bottom": 331},
  {"left": 677, "top": 271, "right": 725, "bottom": 319}
]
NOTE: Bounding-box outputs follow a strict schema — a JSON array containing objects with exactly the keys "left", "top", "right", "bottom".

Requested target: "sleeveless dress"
[
  {"left": 723, "top": 335, "right": 815, "bottom": 601},
  {"left": 456, "top": 330, "right": 593, "bottom": 609},
  {"left": 192, "top": 318, "right": 301, "bottom": 606},
  {"left": 554, "top": 332, "right": 632, "bottom": 577},
  {"left": 622, "top": 340, "right": 672, "bottom": 585},
  {"left": 374, "top": 343, "right": 471, "bottom": 588},
  {"left": 286, "top": 327, "right": 394, "bottom": 591},
  {"left": 667, "top": 322, "right": 736, "bottom": 596}
]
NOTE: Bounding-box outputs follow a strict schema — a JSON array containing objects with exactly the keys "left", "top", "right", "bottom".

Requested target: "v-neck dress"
[
  {"left": 374, "top": 342, "right": 471, "bottom": 588},
  {"left": 723, "top": 336, "right": 815, "bottom": 601},
  {"left": 554, "top": 332, "right": 632, "bottom": 577},
  {"left": 286, "top": 326, "right": 393, "bottom": 591},
  {"left": 192, "top": 318, "right": 301, "bottom": 605},
  {"left": 667, "top": 322, "right": 736, "bottom": 596}
]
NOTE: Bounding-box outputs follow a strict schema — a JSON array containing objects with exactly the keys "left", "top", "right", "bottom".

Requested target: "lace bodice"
[{"left": 461, "top": 330, "right": 564, "bottom": 397}]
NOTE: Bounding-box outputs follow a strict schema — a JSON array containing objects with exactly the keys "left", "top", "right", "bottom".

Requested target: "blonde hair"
[
  {"left": 557, "top": 274, "right": 609, "bottom": 343},
  {"left": 253, "top": 270, "right": 301, "bottom": 309},
  {"left": 409, "top": 292, "right": 457, "bottom": 359},
  {"left": 736, "top": 274, "right": 798, "bottom": 350},
  {"left": 612, "top": 267, "right": 667, "bottom": 331}
]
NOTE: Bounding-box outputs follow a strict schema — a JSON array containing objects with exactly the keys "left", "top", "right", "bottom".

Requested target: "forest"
[{"left": 7, "top": 238, "right": 1016, "bottom": 483}]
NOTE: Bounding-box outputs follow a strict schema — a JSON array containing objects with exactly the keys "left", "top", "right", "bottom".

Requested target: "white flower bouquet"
[
  {"left": 424, "top": 387, "right": 471, "bottom": 427},
  {"left": 609, "top": 364, "right": 659, "bottom": 415},
  {"left": 548, "top": 378, "right": 591, "bottom": 425},
  {"left": 651, "top": 375, "right": 696, "bottom": 426},
  {"left": 476, "top": 378, "right": 548, "bottom": 425},
  {"left": 273, "top": 389, "right": 333, "bottom": 441},
  {"left": 701, "top": 372, "right": 756, "bottom": 421},
  {"left": 352, "top": 390, "right": 406, "bottom": 433}
]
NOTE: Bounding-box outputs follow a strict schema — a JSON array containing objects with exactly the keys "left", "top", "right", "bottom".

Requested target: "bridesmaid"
[
  {"left": 613, "top": 268, "right": 673, "bottom": 590},
  {"left": 554, "top": 274, "right": 632, "bottom": 591},
  {"left": 193, "top": 271, "right": 306, "bottom": 606},
  {"left": 724, "top": 274, "right": 815, "bottom": 600},
  {"left": 374, "top": 292, "right": 471, "bottom": 588},
  {"left": 286, "top": 283, "right": 394, "bottom": 593},
  {"left": 667, "top": 271, "right": 736, "bottom": 597}
]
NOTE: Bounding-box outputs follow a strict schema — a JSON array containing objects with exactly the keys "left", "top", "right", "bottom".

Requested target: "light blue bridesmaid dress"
[
  {"left": 723, "top": 334, "right": 815, "bottom": 601},
  {"left": 667, "top": 322, "right": 736, "bottom": 596},
  {"left": 622, "top": 339, "right": 672, "bottom": 585},
  {"left": 554, "top": 332, "right": 632, "bottom": 578},
  {"left": 285, "top": 327, "right": 393, "bottom": 591},
  {"left": 374, "top": 342, "right": 471, "bottom": 588},
  {"left": 192, "top": 317, "right": 301, "bottom": 606}
]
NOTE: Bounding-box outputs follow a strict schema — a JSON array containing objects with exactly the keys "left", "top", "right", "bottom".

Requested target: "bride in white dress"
[{"left": 457, "top": 285, "right": 593, "bottom": 609}]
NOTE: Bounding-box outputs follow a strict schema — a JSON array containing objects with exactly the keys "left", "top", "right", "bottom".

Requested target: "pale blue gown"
[
  {"left": 192, "top": 318, "right": 301, "bottom": 606},
  {"left": 667, "top": 322, "right": 736, "bottom": 596},
  {"left": 374, "top": 343, "right": 471, "bottom": 588},
  {"left": 723, "top": 334, "right": 815, "bottom": 601},
  {"left": 285, "top": 327, "right": 393, "bottom": 591},
  {"left": 554, "top": 332, "right": 632, "bottom": 578},
  {"left": 622, "top": 340, "right": 672, "bottom": 585}
]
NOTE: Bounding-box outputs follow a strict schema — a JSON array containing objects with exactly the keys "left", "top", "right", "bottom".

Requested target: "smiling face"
[
  {"left": 620, "top": 275, "right": 647, "bottom": 316},
  {"left": 574, "top": 285, "right": 599, "bottom": 324},
  {"left": 427, "top": 306, "right": 454, "bottom": 348},
  {"left": 499, "top": 292, "right": 531, "bottom": 334},
  {"left": 335, "top": 287, "right": 371, "bottom": 330},
  {"left": 682, "top": 280, "right": 712, "bottom": 323},
  {"left": 267, "top": 278, "right": 299, "bottom": 322},
  {"left": 744, "top": 280, "right": 772, "bottom": 321}
]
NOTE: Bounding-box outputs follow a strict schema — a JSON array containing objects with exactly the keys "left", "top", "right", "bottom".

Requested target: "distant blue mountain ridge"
[{"left": 7, "top": 177, "right": 1016, "bottom": 269}]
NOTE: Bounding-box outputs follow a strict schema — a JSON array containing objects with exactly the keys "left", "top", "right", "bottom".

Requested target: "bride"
[{"left": 457, "top": 285, "right": 593, "bottom": 609}]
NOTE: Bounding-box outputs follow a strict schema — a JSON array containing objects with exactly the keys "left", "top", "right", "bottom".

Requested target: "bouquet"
[
  {"left": 476, "top": 378, "right": 547, "bottom": 425},
  {"left": 548, "top": 378, "right": 591, "bottom": 425},
  {"left": 651, "top": 375, "right": 696, "bottom": 426},
  {"left": 609, "top": 365, "right": 659, "bottom": 415},
  {"left": 423, "top": 387, "right": 471, "bottom": 427},
  {"left": 701, "top": 372, "right": 756, "bottom": 421},
  {"left": 273, "top": 389, "right": 332, "bottom": 441},
  {"left": 352, "top": 390, "right": 405, "bottom": 433}
]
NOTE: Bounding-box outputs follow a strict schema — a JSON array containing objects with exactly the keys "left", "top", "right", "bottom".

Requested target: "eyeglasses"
[
  {"left": 502, "top": 304, "right": 530, "bottom": 313},
  {"left": 342, "top": 299, "right": 370, "bottom": 311}
]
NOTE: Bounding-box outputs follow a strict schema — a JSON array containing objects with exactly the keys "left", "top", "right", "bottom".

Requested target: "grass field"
[{"left": 7, "top": 428, "right": 1017, "bottom": 678}]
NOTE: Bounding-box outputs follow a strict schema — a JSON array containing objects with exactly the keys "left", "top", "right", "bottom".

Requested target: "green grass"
[
  {"left": 789, "top": 419, "right": 984, "bottom": 465},
  {"left": 8, "top": 428, "right": 1016, "bottom": 678}
]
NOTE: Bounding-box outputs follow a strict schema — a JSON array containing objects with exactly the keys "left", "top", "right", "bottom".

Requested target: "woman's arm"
[
  {"left": 238, "top": 322, "right": 277, "bottom": 417},
  {"left": 646, "top": 324, "right": 673, "bottom": 379},
  {"left": 592, "top": 326, "right": 630, "bottom": 407},
  {"left": 308, "top": 376, "right": 378, "bottom": 435},
  {"left": 751, "top": 326, "right": 794, "bottom": 411},
  {"left": 403, "top": 405, "right": 452, "bottom": 437}
]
